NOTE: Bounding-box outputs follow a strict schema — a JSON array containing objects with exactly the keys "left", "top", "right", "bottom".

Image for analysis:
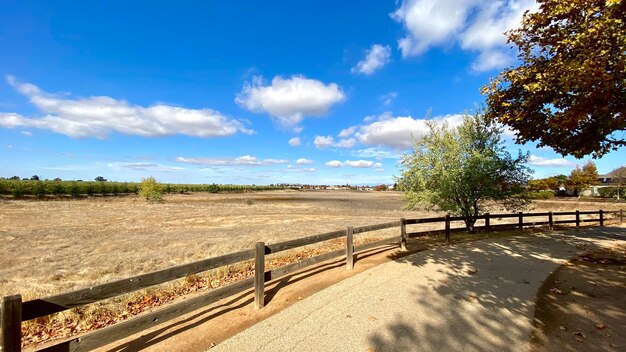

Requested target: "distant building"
[{"left": 598, "top": 166, "right": 626, "bottom": 184}]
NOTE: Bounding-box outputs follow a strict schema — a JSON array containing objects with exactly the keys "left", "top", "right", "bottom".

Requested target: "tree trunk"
[{"left": 464, "top": 217, "right": 476, "bottom": 233}]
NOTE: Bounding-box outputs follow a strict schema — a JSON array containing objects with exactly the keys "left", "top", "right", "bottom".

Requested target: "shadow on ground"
[{"left": 367, "top": 226, "right": 625, "bottom": 352}]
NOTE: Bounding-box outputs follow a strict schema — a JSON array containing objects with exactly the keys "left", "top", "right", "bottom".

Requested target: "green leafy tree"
[
  {"left": 398, "top": 112, "right": 531, "bottom": 231},
  {"left": 139, "top": 176, "right": 163, "bottom": 201},
  {"left": 567, "top": 161, "right": 599, "bottom": 195},
  {"left": 483, "top": 0, "right": 626, "bottom": 158}
]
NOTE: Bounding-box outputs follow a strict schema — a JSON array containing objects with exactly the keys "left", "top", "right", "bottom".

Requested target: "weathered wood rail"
[{"left": 1, "top": 209, "right": 623, "bottom": 351}]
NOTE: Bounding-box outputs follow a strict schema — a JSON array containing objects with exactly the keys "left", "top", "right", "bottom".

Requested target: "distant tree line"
[{"left": 0, "top": 177, "right": 287, "bottom": 198}]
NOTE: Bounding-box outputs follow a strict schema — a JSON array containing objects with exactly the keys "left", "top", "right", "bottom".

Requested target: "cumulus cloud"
[
  {"left": 392, "top": 0, "right": 537, "bottom": 71},
  {"left": 314, "top": 135, "right": 356, "bottom": 149},
  {"left": 0, "top": 76, "right": 253, "bottom": 139},
  {"left": 314, "top": 135, "right": 335, "bottom": 148},
  {"left": 108, "top": 162, "right": 184, "bottom": 172},
  {"left": 325, "top": 160, "right": 382, "bottom": 169},
  {"left": 341, "top": 112, "right": 464, "bottom": 149},
  {"left": 352, "top": 44, "right": 391, "bottom": 75},
  {"left": 529, "top": 155, "right": 577, "bottom": 167},
  {"left": 288, "top": 137, "right": 301, "bottom": 146},
  {"left": 325, "top": 160, "right": 343, "bottom": 168},
  {"left": 296, "top": 158, "right": 314, "bottom": 165},
  {"left": 235, "top": 75, "right": 346, "bottom": 129},
  {"left": 338, "top": 126, "right": 357, "bottom": 138},
  {"left": 176, "top": 155, "right": 288, "bottom": 166}
]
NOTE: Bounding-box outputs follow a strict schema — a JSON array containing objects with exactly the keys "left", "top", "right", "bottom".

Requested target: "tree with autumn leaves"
[
  {"left": 484, "top": 0, "right": 626, "bottom": 158},
  {"left": 568, "top": 161, "right": 600, "bottom": 196}
]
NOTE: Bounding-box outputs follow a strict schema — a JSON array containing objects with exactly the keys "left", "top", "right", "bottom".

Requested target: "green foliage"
[
  {"left": 398, "top": 112, "right": 531, "bottom": 230},
  {"left": 138, "top": 176, "right": 163, "bottom": 201},
  {"left": 598, "top": 187, "right": 626, "bottom": 198},
  {"left": 0, "top": 179, "right": 285, "bottom": 198},
  {"left": 483, "top": 0, "right": 626, "bottom": 158}
]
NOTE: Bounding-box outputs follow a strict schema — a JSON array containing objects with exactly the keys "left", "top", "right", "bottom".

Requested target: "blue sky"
[{"left": 1, "top": 0, "right": 624, "bottom": 185}]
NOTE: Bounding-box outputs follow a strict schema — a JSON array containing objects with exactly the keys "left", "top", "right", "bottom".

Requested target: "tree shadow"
[{"left": 367, "top": 227, "right": 625, "bottom": 351}]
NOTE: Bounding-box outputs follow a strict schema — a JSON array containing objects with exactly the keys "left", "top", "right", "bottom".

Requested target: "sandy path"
[{"left": 211, "top": 227, "right": 625, "bottom": 352}]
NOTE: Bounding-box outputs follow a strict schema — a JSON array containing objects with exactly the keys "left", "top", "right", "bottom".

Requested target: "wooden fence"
[{"left": 1, "top": 209, "right": 623, "bottom": 351}]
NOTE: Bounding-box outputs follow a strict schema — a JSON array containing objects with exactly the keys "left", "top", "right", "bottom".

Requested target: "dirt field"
[{"left": 0, "top": 190, "right": 623, "bottom": 300}]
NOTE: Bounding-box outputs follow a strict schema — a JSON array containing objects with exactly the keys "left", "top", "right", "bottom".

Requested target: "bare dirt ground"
[
  {"left": 531, "top": 239, "right": 626, "bottom": 351},
  {"left": 0, "top": 191, "right": 622, "bottom": 299},
  {"left": 0, "top": 190, "right": 422, "bottom": 299},
  {"left": 0, "top": 191, "right": 623, "bottom": 349}
]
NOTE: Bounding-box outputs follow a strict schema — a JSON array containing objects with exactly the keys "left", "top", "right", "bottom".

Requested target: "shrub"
[
  {"left": 139, "top": 176, "right": 163, "bottom": 201},
  {"left": 598, "top": 187, "right": 626, "bottom": 198}
]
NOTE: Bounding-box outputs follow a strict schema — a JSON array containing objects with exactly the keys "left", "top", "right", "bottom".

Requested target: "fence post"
[
  {"left": 599, "top": 209, "right": 604, "bottom": 227},
  {"left": 485, "top": 213, "right": 490, "bottom": 232},
  {"left": 576, "top": 210, "right": 580, "bottom": 228},
  {"left": 1, "top": 294, "right": 22, "bottom": 352},
  {"left": 548, "top": 211, "right": 553, "bottom": 230},
  {"left": 346, "top": 226, "right": 354, "bottom": 270},
  {"left": 400, "top": 218, "right": 407, "bottom": 251},
  {"left": 621, "top": 209, "right": 624, "bottom": 224},
  {"left": 254, "top": 242, "right": 265, "bottom": 310},
  {"left": 445, "top": 214, "right": 451, "bottom": 244},
  {"left": 518, "top": 212, "right": 523, "bottom": 230}
]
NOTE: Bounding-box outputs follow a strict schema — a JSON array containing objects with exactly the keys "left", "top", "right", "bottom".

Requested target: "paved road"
[{"left": 212, "top": 227, "right": 625, "bottom": 352}]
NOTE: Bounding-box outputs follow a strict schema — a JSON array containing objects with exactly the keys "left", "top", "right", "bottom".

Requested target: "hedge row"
[
  {"left": 0, "top": 180, "right": 285, "bottom": 198},
  {"left": 597, "top": 187, "right": 626, "bottom": 198}
]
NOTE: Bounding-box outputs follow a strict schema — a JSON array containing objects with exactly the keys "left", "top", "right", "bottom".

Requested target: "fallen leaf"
[
  {"left": 559, "top": 326, "right": 567, "bottom": 331},
  {"left": 368, "top": 316, "right": 378, "bottom": 321},
  {"left": 574, "top": 331, "right": 586, "bottom": 342},
  {"left": 550, "top": 287, "right": 564, "bottom": 295},
  {"left": 595, "top": 323, "right": 608, "bottom": 330}
]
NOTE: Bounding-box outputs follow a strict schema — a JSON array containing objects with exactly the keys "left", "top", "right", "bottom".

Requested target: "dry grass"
[{"left": 0, "top": 190, "right": 623, "bottom": 347}]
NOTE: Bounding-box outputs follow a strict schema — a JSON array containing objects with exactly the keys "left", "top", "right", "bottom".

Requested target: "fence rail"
[{"left": 1, "top": 209, "right": 623, "bottom": 351}]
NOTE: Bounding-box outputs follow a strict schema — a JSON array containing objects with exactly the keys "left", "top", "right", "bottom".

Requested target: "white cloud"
[
  {"left": 380, "top": 92, "right": 398, "bottom": 106},
  {"left": 336, "top": 138, "right": 357, "bottom": 148},
  {"left": 108, "top": 162, "right": 184, "bottom": 172},
  {"left": 314, "top": 135, "right": 335, "bottom": 148},
  {"left": 325, "top": 160, "right": 343, "bottom": 168},
  {"left": 296, "top": 158, "right": 314, "bottom": 165},
  {"left": 20, "top": 131, "right": 32, "bottom": 137},
  {"left": 352, "top": 44, "right": 391, "bottom": 75},
  {"left": 176, "top": 155, "right": 288, "bottom": 167},
  {"left": 529, "top": 155, "right": 577, "bottom": 168},
  {"left": 288, "top": 137, "right": 301, "bottom": 146},
  {"left": 314, "top": 135, "right": 357, "bottom": 149},
  {"left": 392, "top": 0, "right": 537, "bottom": 71},
  {"left": 235, "top": 75, "right": 346, "bottom": 129},
  {"left": 353, "top": 113, "right": 464, "bottom": 149},
  {"left": 0, "top": 76, "right": 253, "bottom": 139},
  {"left": 338, "top": 126, "right": 357, "bottom": 138},
  {"left": 324, "top": 160, "right": 382, "bottom": 169}
]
